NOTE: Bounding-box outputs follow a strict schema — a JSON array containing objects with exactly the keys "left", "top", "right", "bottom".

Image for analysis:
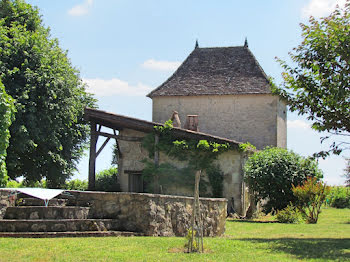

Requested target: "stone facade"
[
  {"left": 152, "top": 94, "right": 287, "bottom": 150},
  {"left": 277, "top": 98, "right": 287, "bottom": 148},
  {"left": 66, "top": 191, "right": 227, "bottom": 236},
  {"left": 118, "top": 129, "right": 149, "bottom": 192}
]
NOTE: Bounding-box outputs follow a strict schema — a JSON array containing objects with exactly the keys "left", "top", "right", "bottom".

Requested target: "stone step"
[
  {"left": 4, "top": 206, "right": 90, "bottom": 220},
  {"left": 0, "top": 219, "right": 121, "bottom": 233},
  {"left": 18, "top": 198, "right": 67, "bottom": 207},
  {"left": 0, "top": 231, "right": 143, "bottom": 238}
]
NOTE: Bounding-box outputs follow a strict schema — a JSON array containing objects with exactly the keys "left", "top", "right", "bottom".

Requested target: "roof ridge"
[{"left": 196, "top": 45, "right": 245, "bottom": 49}]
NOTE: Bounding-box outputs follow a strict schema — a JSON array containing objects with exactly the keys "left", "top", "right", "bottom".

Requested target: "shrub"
[
  {"left": 244, "top": 147, "right": 323, "bottom": 213},
  {"left": 22, "top": 179, "right": 47, "bottom": 188},
  {"left": 292, "top": 177, "right": 330, "bottom": 224},
  {"left": 276, "top": 204, "right": 304, "bottom": 224},
  {"left": 64, "top": 179, "right": 88, "bottom": 191},
  {"left": 6, "top": 180, "right": 22, "bottom": 188},
  {"left": 95, "top": 167, "right": 120, "bottom": 192},
  {"left": 327, "top": 186, "right": 350, "bottom": 208}
]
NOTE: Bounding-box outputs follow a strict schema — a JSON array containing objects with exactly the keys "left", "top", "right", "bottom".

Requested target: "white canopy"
[{"left": 0, "top": 188, "right": 65, "bottom": 206}]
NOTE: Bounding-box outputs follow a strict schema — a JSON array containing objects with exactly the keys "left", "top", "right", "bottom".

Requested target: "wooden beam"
[
  {"left": 88, "top": 121, "right": 98, "bottom": 190},
  {"left": 96, "top": 131, "right": 118, "bottom": 139},
  {"left": 96, "top": 131, "right": 143, "bottom": 142},
  {"left": 96, "top": 137, "right": 111, "bottom": 157}
]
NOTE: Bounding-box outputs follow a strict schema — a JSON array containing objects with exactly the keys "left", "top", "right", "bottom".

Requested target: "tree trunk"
[{"left": 189, "top": 170, "right": 203, "bottom": 253}]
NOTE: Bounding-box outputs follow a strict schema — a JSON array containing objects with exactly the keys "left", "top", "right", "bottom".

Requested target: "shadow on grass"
[
  {"left": 227, "top": 220, "right": 279, "bottom": 224},
  {"left": 236, "top": 238, "right": 350, "bottom": 260}
]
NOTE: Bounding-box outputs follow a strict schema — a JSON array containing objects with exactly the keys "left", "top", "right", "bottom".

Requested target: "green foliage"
[
  {"left": 244, "top": 147, "right": 323, "bottom": 213},
  {"left": 239, "top": 142, "right": 256, "bottom": 153},
  {"left": 6, "top": 177, "right": 89, "bottom": 191},
  {"left": 0, "top": 0, "right": 97, "bottom": 187},
  {"left": 22, "top": 179, "right": 47, "bottom": 188},
  {"left": 95, "top": 167, "right": 120, "bottom": 192},
  {"left": 63, "top": 179, "right": 88, "bottom": 191},
  {"left": 5, "top": 179, "right": 22, "bottom": 188},
  {"left": 276, "top": 204, "right": 304, "bottom": 224},
  {"left": 292, "top": 177, "right": 330, "bottom": 224},
  {"left": 327, "top": 186, "right": 350, "bottom": 208},
  {"left": 0, "top": 79, "right": 15, "bottom": 187},
  {"left": 141, "top": 120, "right": 229, "bottom": 196},
  {"left": 111, "top": 142, "right": 119, "bottom": 165},
  {"left": 274, "top": 3, "right": 350, "bottom": 157},
  {"left": 184, "top": 227, "right": 201, "bottom": 252}
]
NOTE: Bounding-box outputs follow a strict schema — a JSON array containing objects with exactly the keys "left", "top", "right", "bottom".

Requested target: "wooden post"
[
  {"left": 154, "top": 134, "right": 160, "bottom": 194},
  {"left": 88, "top": 121, "right": 98, "bottom": 190}
]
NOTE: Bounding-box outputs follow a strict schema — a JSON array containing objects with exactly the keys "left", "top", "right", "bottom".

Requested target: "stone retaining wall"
[
  {"left": 67, "top": 191, "right": 227, "bottom": 237},
  {"left": 0, "top": 190, "right": 15, "bottom": 219}
]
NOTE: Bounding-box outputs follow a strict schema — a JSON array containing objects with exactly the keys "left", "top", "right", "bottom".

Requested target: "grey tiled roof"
[{"left": 147, "top": 46, "right": 271, "bottom": 98}]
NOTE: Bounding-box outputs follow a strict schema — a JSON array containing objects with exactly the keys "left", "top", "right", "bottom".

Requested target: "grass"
[{"left": 0, "top": 207, "right": 349, "bottom": 262}]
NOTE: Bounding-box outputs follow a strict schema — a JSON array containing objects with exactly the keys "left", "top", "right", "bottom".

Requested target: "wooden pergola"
[
  {"left": 84, "top": 107, "right": 241, "bottom": 190},
  {"left": 84, "top": 108, "right": 159, "bottom": 190}
]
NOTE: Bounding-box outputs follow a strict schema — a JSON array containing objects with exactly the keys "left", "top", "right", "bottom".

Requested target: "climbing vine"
[
  {"left": 141, "top": 120, "right": 228, "bottom": 197},
  {"left": 0, "top": 80, "right": 15, "bottom": 187}
]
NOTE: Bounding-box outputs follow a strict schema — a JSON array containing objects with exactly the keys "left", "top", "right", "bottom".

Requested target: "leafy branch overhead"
[{"left": 273, "top": 2, "right": 350, "bottom": 157}]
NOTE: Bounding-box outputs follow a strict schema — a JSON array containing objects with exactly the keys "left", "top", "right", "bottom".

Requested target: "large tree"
[
  {"left": 274, "top": 2, "right": 350, "bottom": 157},
  {"left": 0, "top": 0, "right": 96, "bottom": 187}
]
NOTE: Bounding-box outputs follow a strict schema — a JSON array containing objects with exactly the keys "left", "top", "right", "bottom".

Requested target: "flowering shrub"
[{"left": 292, "top": 177, "right": 330, "bottom": 224}]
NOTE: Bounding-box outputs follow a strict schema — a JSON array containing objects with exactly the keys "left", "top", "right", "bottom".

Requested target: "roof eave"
[{"left": 84, "top": 107, "right": 242, "bottom": 148}]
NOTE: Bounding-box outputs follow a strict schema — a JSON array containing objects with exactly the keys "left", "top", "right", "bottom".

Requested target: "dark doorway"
[{"left": 128, "top": 172, "right": 144, "bottom": 193}]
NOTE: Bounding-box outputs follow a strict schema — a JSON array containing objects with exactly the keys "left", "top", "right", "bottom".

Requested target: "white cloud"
[
  {"left": 302, "top": 0, "right": 346, "bottom": 19},
  {"left": 83, "top": 78, "right": 153, "bottom": 97},
  {"left": 287, "top": 119, "right": 311, "bottom": 130},
  {"left": 68, "top": 0, "right": 93, "bottom": 16},
  {"left": 142, "top": 59, "right": 181, "bottom": 71}
]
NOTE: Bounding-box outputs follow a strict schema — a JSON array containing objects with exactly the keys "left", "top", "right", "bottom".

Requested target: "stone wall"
[
  {"left": 66, "top": 191, "right": 227, "bottom": 237},
  {"left": 277, "top": 99, "right": 287, "bottom": 148},
  {"left": 216, "top": 151, "right": 245, "bottom": 215},
  {"left": 0, "top": 190, "right": 15, "bottom": 219},
  {"left": 118, "top": 129, "right": 149, "bottom": 192},
  {"left": 152, "top": 94, "right": 287, "bottom": 150}
]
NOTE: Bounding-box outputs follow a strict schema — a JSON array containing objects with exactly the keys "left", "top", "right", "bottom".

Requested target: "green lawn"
[{"left": 0, "top": 208, "right": 349, "bottom": 262}]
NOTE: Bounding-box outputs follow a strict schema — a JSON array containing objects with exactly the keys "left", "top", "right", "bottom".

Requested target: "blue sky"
[{"left": 27, "top": 0, "right": 348, "bottom": 185}]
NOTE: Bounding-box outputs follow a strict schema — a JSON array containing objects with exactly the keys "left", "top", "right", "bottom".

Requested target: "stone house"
[
  {"left": 85, "top": 41, "right": 286, "bottom": 216},
  {"left": 148, "top": 41, "right": 286, "bottom": 150}
]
